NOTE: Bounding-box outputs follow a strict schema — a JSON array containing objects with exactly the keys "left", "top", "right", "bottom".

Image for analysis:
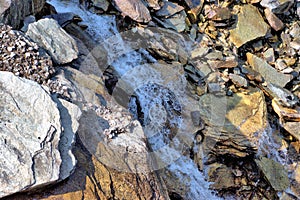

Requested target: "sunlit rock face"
[{"left": 199, "top": 87, "right": 268, "bottom": 157}]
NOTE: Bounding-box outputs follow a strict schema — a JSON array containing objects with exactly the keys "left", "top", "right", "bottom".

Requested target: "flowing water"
[{"left": 47, "top": 0, "right": 221, "bottom": 199}]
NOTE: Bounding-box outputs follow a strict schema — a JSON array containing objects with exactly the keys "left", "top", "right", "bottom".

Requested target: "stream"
[{"left": 47, "top": 0, "right": 292, "bottom": 199}]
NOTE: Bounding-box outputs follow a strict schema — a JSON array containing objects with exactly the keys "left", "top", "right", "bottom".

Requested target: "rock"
[
  {"left": 246, "top": 53, "right": 293, "bottom": 87},
  {"left": 145, "top": 0, "right": 160, "bottom": 10},
  {"left": 155, "top": 1, "right": 184, "bottom": 17},
  {"left": 0, "top": 71, "right": 79, "bottom": 198},
  {"left": 229, "top": 74, "right": 248, "bottom": 88},
  {"left": 55, "top": 98, "right": 82, "bottom": 180},
  {"left": 208, "top": 163, "right": 236, "bottom": 190},
  {"left": 26, "top": 18, "right": 79, "bottom": 64},
  {"left": 207, "top": 7, "right": 232, "bottom": 21},
  {"left": 264, "top": 8, "right": 284, "bottom": 31},
  {"left": 255, "top": 157, "right": 289, "bottom": 191},
  {"left": 260, "top": 0, "right": 295, "bottom": 14},
  {"left": 267, "top": 83, "right": 298, "bottom": 108},
  {"left": 229, "top": 5, "right": 269, "bottom": 48},
  {"left": 282, "top": 121, "right": 300, "bottom": 141},
  {"left": 0, "top": 24, "right": 54, "bottom": 84},
  {"left": 112, "top": 0, "right": 151, "bottom": 23},
  {"left": 0, "top": 0, "right": 45, "bottom": 29},
  {"left": 155, "top": 10, "right": 187, "bottom": 32},
  {"left": 184, "top": 0, "right": 204, "bottom": 23},
  {"left": 90, "top": 0, "right": 110, "bottom": 11},
  {"left": 199, "top": 87, "right": 267, "bottom": 157},
  {"left": 43, "top": 12, "right": 82, "bottom": 28},
  {"left": 263, "top": 48, "right": 275, "bottom": 63}
]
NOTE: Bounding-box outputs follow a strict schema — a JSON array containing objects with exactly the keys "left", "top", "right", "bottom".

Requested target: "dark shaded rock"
[{"left": 0, "top": 0, "right": 45, "bottom": 29}]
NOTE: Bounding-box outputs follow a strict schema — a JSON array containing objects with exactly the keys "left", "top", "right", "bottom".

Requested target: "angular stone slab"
[
  {"left": 230, "top": 5, "right": 269, "bottom": 48},
  {"left": 247, "top": 53, "right": 292, "bottom": 87},
  {"left": 26, "top": 18, "right": 79, "bottom": 64}
]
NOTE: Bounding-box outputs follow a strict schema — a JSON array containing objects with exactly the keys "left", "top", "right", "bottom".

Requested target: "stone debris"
[
  {"left": 2, "top": 0, "right": 300, "bottom": 199},
  {"left": 0, "top": 24, "right": 54, "bottom": 84},
  {"left": 260, "top": 0, "right": 295, "bottom": 14},
  {"left": 155, "top": 1, "right": 184, "bottom": 17},
  {"left": 26, "top": 18, "right": 79, "bottom": 64}
]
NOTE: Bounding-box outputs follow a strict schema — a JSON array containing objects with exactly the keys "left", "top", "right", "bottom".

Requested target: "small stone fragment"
[
  {"left": 229, "top": 74, "right": 248, "bottom": 88},
  {"left": 246, "top": 53, "right": 292, "bottom": 87},
  {"left": 113, "top": 0, "right": 151, "bottom": 23},
  {"left": 264, "top": 8, "right": 284, "bottom": 31},
  {"left": 230, "top": 5, "right": 269, "bottom": 48},
  {"left": 263, "top": 48, "right": 275, "bottom": 63},
  {"left": 155, "top": 1, "right": 184, "bottom": 17}
]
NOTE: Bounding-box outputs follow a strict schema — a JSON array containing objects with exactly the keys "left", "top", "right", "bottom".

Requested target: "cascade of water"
[{"left": 47, "top": 0, "right": 220, "bottom": 199}]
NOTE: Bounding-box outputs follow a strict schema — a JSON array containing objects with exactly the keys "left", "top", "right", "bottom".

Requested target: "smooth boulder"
[
  {"left": 26, "top": 18, "right": 79, "bottom": 64},
  {"left": 0, "top": 72, "right": 80, "bottom": 198}
]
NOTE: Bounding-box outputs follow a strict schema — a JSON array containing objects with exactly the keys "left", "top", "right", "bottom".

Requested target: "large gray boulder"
[
  {"left": 0, "top": 71, "right": 80, "bottom": 198},
  {"left": 26, "top": 18, "right": 79, "bottom": 64},
  {"left": 0, "top": 0, "right": 45, "bottom": 29}
]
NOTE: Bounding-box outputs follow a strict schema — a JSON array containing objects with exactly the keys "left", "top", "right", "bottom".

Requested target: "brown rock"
[
  {"left": 264, "top": 8, "right": 284, "bottom": 31},
  {"left": 272, "top": 100, "right": 300, "bottom": 122},
  {"left": 113, "top": 0, "right": 151, "bottom": 23},
  {"left": 199, "top": 87, "right": 267, "bottom": 157},
  {"left": 207, "top": 7, "right": 232, "bottom": 21},
  {"left": 283, "top": 121, "right": 300, "bottom": 141},
  {"left": 230, "top": 5, "right": 269, "bottom": 48},
  {"left": 208, "top": 163, "right": 236, "bottom": 190}
]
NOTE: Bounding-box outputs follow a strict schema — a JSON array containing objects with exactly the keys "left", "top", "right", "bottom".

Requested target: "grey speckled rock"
[
  {"left": 0, "top": 71, "right": 62, "bottom": 198},
  {"left": 0, "top": 71, "right": 81, "bottom": 198},
  {"left": 26, "top": 18, "right": 79, "bottom": 64}
]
